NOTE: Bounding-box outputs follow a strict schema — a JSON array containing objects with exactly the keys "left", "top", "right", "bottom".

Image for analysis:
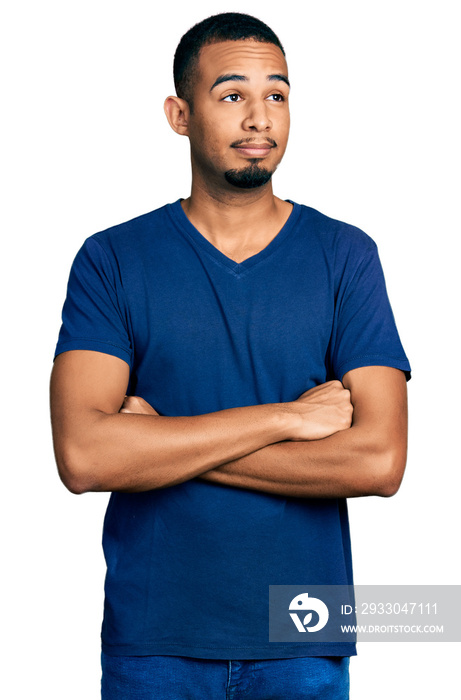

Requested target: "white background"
[{"left": 1, "top": 1, "right": 459, "bottom": 697}]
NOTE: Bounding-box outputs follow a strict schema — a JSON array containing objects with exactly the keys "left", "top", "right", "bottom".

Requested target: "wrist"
[{"left": 271, "top": 403, "right": 300, "bottom": 442}]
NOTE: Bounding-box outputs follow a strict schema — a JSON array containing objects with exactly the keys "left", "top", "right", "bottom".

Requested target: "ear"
[{"left": 164, "top": 96, "right": 191, "bottom": 136}]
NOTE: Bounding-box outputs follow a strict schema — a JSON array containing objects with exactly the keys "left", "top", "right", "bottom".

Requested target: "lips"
[{"left": 231, "top": 139, "right": 277, "bottom": 158}]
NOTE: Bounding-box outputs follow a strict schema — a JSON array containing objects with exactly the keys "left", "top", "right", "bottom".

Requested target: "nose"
[{"left": 242, "top": 99, "right": 272, "bottom": 132}]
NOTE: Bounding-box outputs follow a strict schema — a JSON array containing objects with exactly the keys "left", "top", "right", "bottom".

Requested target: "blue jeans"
[{"left": 101, "top": 653, "right": 350, "bottom": 699}]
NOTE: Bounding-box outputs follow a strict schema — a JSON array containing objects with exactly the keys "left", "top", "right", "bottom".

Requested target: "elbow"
[
  {"left": 62, "top": 474, "right": 92, "bottom": 496},
  {"left": 370, "top": 446, "right": 407, "bottom": 498},
  {"left": 376, "top": 473, "right": 403, "bottom": 498},
  {"left": 54, "top": 445, "right": 98, "bottom": 495}
]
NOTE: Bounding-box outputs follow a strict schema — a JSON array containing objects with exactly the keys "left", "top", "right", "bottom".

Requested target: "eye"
[
  {"left": 222, "top": 93, "right": 242, "bottom": 102},
  {"left": 267, "top": 93, "right": 285, "bottom": 102}
]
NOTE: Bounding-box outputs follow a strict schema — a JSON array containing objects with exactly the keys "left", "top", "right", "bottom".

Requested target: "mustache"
[{"left": 230, "top": 137, "right": 278, "bottom": 148}]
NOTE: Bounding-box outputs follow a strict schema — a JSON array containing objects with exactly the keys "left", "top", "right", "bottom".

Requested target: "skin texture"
[{"left": 50, "top": 39, "right": 409, "bottom": 499}]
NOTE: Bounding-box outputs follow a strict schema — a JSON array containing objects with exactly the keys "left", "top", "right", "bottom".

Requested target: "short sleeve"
[
  {"left": 54, "top": 236, "right": 133, "bottom": 367},
  {"left": 328, "top": 241, "right": 411, "bottom": 381}
]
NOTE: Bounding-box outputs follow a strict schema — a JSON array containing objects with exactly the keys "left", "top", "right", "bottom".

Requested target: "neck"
[{"left": 181, "top": 172, "right": 292, "bottom": 263}]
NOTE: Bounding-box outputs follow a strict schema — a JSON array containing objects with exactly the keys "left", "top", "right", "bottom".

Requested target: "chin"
[{"left": 224, "top": 163, "right": 274, "bottom": 189}]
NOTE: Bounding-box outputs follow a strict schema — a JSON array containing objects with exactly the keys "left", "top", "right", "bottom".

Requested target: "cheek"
[
  {"left": 189, "top": 126, "right": 226, "bottom": 173},
  {"left": 190, "top": 115, "right": 229, "bottom": 157},
  {"left": 276, "top": 114, "right": 290, "bottom": 155},
  {"left": 277, "top": 109, "right": 290, "bottom": 136}
]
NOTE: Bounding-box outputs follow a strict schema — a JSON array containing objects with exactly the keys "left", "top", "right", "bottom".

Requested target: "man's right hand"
[{"left": 287, "top": 381, "right": 353, "bottom": 441}]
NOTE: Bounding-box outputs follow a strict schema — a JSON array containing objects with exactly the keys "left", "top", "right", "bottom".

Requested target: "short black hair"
[{"left": 173, "top": 12, "right": 285, "bottom": 108}]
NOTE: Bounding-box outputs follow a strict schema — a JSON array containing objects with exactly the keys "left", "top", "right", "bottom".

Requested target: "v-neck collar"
[{"left": 167, "top": 199, "right": 301, "bottom": 278}]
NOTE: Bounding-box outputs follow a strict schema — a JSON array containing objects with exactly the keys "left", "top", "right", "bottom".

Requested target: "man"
[{"left": 50, "top": 12, "right": 411, "bottom": 699}]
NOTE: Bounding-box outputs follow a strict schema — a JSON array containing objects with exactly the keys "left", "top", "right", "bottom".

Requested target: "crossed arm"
[{"left": 50, "top": 350, "right": 408, "bottom": 498}]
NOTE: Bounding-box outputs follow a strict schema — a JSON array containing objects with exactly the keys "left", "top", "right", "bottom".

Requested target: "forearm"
[
  {"left": 199, "top": 367, "right": 409, "bottom": 499},
  {"left": 53, "top": 403, "right": 292, "bottom": 494},
  {"left": 199, "top": 425, "right": 405, "bottom": 498},
  {"left": 52, "top": 351, "right": 355, "bottom": 495}
]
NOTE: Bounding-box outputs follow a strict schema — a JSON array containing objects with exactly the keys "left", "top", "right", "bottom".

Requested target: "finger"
[{"left": 120, "top": 395, "right": 159, "bottom": 416}]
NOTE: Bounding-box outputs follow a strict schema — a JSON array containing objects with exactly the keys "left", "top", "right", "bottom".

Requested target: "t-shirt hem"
[
  {"left": 336, "top": 356, "right": 411, "bottom": 382},
  {"left": 54, "top": 339, "right": 132, "bottom": 368},
  {"left": 101, "top": 641, "right": 356, "bottom": 659}
]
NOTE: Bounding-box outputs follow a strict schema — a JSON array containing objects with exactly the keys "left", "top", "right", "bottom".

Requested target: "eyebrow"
[{"left": 210, "top": 73, "right": 290, "bottom": 92}]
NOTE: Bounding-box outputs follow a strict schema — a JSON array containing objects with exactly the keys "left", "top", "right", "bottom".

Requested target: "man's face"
[{"left": 186, "top": 40, "right": 290, "bottom": 190}]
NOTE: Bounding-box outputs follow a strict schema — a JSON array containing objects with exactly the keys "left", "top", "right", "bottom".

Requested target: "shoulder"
[
  {"left": 293, "top": 202, "right": 377, "bottom": 257},
  {"left": 69, "top": 201, "right": 183, "bottom": 274},
  {"left": 89, "top": 200, "right": 177, "bottom": 251}
]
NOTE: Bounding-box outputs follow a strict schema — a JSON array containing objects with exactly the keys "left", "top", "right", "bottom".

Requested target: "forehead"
[{"left": 197, "top": 40, "right": 288, "bottom": 84}]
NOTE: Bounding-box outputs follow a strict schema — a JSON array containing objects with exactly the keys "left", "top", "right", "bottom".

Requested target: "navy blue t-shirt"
[{"left": 55, "top": 200, "right": 411, "bottom": 659}]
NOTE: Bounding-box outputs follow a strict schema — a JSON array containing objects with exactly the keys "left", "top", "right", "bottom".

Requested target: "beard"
[{"left": 224, "top": 161, "right": 274, "bottom": 189}]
